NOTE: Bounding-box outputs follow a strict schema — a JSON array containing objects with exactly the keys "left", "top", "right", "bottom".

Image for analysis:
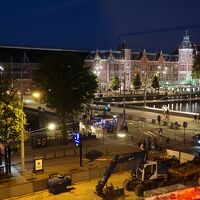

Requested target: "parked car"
[{"left": 192, "top": 133, "right": 200, "bottom": 146}]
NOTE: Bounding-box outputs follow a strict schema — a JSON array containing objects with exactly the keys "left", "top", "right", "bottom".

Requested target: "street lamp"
[
  {"left": 144, "top": 71, "right": 147, "bottom": 107},
  {"left": 32, "top": 91, "right": 41, "bottom": 99},
  {"left": 0, "top": 66, "right": 4, "bottom": 83},
  {"left": 32, "top": 91, "right": 41, "bottom": 108},
  {"left": 21, "top": 123, "right": 56, "bottom": 175},
  {"left": 189, "top": 76, "right": 193, "bottom": 112},
  {"left": 93, "top": 63, "right": 102, "bottom": 94},
  {"left": 123, "top": 72, "right": 126, "bottom": 125}
]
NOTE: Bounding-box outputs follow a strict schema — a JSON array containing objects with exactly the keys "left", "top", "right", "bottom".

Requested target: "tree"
[
  {"left": 151, "top": 74, "right": 160, "bottom": 93},
  {"left": 0, "top": 65, "right": 12, "bottom": 100},
  {"left": 0, "top": 91, "right": 27, "bottom": 175},
  {"left": 111, "top": 74, "right": 120, "bottom": 95},
  {"left": 34, "top": 52, "right": 98, "bottom": 133},
  {"left": 132, "top": 73, "right": 142, "bottom": 92},
  {"left": 192, "top": 54, "right": 200, "bottom": 79}
]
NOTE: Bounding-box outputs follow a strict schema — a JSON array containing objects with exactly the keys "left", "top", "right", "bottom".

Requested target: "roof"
[
  {"left": 85, "top": 49, "right": 178, "bottom": 62},
  {"left": 179, "top": 33, "right": 192, "bottom": 49},
  {"left": 86, "top": 50, "right": 123, "bottom": 60},
  {"left": 0, "top": 45, "right": 89, "bottom": 63}
]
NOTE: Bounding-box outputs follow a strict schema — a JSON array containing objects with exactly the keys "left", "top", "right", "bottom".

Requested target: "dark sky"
[{"left": 1, "top": 0, "right": 200, "bottom": 53}]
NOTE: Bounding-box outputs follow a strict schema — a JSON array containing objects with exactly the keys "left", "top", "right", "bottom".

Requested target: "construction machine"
[
  {"left": 96, "top": 149, "right": 200, "bottom": 198},
  {"left": 95, "top": 150, "right": 147, "bottom": 198},
  {"left": 123, "top": 153, "right": 200, "bottom": 197}
]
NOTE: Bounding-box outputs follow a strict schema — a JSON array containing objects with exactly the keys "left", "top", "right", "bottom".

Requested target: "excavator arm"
[{"left": 95, "top": 150, "right": 147, "bottom": 196}]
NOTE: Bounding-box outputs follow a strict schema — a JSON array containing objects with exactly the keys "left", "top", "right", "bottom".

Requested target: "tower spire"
[{"left": 185, "top": 29, "right": 188, "bottom": 36}]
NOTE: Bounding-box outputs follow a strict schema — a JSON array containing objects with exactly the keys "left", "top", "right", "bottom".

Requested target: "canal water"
[{"left": 147, "top": 100, "right": 200, "bottom": 113}]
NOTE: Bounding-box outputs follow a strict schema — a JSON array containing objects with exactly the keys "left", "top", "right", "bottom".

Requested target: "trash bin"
[{"left": 48, "top": 175, "right": 72, "bottom": 194}]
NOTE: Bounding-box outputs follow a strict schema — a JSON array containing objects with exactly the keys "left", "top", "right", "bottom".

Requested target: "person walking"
[
  {"left": 157, "top": 115, "right": 161, "bottom": 126},
  {"left": 166, "top": 109, "right": 169, "bottom": 119}
]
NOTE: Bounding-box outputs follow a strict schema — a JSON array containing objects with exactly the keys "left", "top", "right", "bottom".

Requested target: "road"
[{"left": 6, "top": 105, "right": 200, "bottom": 177}]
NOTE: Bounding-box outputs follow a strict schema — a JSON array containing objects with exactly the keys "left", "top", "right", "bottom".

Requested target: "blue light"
[{"left": 74, "top": 132, "right": 80, "bottom": 145}]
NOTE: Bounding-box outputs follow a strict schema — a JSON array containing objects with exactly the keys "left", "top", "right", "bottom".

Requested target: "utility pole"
[
  {"left": 189, "top": 79, "right": 192, "bottom": 112},
  {"left": 79, "top": 134, "right": 82, "bottom": 167},
  {"left": 123, "top": 72, "right": 126, "bottom": 125},
  {"left": 144, "top": 72, "right": 147, "bottom": 107},
  {"left": 20, "top": 51, "right": 26, "bottom": 175}
]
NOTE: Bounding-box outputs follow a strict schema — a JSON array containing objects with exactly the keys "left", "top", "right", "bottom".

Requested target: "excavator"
[
  {"left": 96, "top": 150, "right": 200, "bottom": 198},
  {"left": 95, "top": 150, "right": 148, "bottom": 198}
]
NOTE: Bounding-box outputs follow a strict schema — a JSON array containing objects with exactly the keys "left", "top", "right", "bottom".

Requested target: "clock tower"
[{"left": 178, "top": 31, "right": 193, "bottom": 83}]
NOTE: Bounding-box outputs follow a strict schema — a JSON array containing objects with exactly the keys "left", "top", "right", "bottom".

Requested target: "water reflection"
[{"left": 150, "top": 101, "right": 200, "bottom": 113}]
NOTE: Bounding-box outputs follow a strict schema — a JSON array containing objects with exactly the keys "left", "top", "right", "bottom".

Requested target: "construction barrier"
[{"left": 145, "top": 186, "right": 200, "bottom": 200}]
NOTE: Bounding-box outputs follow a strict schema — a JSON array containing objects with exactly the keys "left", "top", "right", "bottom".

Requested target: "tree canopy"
[
  {"left": 34, "top": 52, "right": 98, "bottom": 126},
  {"left": 111, "top": 74, "right": 120, "bottom": 93},
  {"left": 132, "top": 73, "right": 142, "bottom": 90},
  {"left": 0, "top": 91, "right": 26, "bottom": 150},
  {"left": 192, "top": 54, "right": 200, "bottom": 79},
  {"left": 151, "top": 74, "right": 160, "bottom": 92}
]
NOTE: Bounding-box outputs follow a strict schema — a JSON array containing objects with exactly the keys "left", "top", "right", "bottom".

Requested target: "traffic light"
[
  {"left": 183, "top": 121, "right": 188, "bottom": 128},
  {"left": 103, "top": 105, "right": 111, "bottom": 112}
]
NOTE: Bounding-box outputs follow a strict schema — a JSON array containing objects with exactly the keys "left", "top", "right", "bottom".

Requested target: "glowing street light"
[
  {"left": 48, "top": 123, "right": 56, "bottom": 130},
  {"left": 21, "top": 123, "right": 56, "bottom": 175},
  {"left": 32, "top": 92, "right": 41, "bottom": 99},
  {"left": 0, "top": 66, "right": 4, "bottom": 83}
]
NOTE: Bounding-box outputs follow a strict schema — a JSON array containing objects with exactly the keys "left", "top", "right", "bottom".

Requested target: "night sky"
[{"left": 1, "top": 0, "right": 200, "bottom": 53}]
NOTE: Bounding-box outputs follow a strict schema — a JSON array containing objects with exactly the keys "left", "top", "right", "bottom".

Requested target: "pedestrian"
[
  {"left": 193, "top": 115, "right": 197, "bottom": 122},
  {"left": 147, "top": 136, "right": 152, "bottom": 150},
  {"left": 157, "top": 115, "right": 161, "bottom": 126},
  {"left": 131, "top": 135, "right": 134, "bottom": 145},
  {"left": 166, "top": 109, "right": 169, "bottom": 119},
  {"left": 153, "top": 137, "right": 159, "bottom": 150},
  {"left": 166, "top": 137, "right": 170, "bottom": 144},
  {"left": 124, "top": 124, "right": 128, "bottom": 133},
  {"left": 159, "top": 128, "right": 163, "bottom": 137}
]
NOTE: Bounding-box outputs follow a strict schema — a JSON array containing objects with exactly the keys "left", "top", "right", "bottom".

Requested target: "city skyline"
[{"left": 1, "top": 0, "right": 200, "bottom": 53}]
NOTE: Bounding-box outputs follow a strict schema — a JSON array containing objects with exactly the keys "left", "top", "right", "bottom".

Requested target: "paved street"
[{"left": 6, "top": 105, "right": 200, "bottom": 177}]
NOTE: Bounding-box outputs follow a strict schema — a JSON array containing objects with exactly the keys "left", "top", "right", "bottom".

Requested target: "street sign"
[
  {"left": 74, "top": 132, "right": 80, "bottom": 145},
  {"left": 33, "top": 157, "right": 44, "bottom": 173}
]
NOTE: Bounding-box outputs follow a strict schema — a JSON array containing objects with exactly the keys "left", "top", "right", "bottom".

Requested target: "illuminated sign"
[
  {"left": 33, "top": 158, "right": 44, "bottom": 173},
  {"left": 74, "top": 132, "right": 80, "bottom": 145}
]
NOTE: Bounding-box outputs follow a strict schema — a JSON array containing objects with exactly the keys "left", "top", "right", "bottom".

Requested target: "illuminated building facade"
[{"left": 84, "top": 33, "right": 199, "bottom": 92}]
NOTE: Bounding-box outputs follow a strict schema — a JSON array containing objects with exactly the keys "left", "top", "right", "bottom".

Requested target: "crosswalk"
[{"left": 100, "top": 130, "right": 166, "bottom": 148}]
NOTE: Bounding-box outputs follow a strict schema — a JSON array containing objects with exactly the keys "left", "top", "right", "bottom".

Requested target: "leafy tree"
[
  {"left": 192, "top": 54, "right": 200, "bottom": 79},
  {"left": 111, "top": 74, "right": 120, "bottom": 95},
  {"left": 0, "top": 90, "right": 27, "bottom": 174},
  {"left": 151, "top": 74, "right": 160, "bottom": 93},
  {"left": 34, "top": 52, "right": 98, "bottom": 132},
  {"left": 132, "top": 73, "right": 142, "bottom": 91},
  {"left": 0, "top": 66, "right": 12, "bottom": 100}
]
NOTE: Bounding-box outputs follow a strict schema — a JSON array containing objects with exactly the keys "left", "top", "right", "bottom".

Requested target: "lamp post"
[
  {"left": 21, "top": 123, "right": 56, "bottom": 175},
  {"left": 0, "top": 66, "right": 4, "bottom": 83},
  {"left": 189, "top": 79, "right": 192, "bottom": 112},
  {"left": 32, "top": 91, "right": 41, "bottom": 109},
  {"left": 144, "top": 72, "right": 147, "bottom": 107},
  {"left": 123, "top": 72, "right": 126, "bottom": 125}
]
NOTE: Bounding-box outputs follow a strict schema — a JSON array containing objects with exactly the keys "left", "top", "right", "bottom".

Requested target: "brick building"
[
  {"left": 0, "top": 46, "right": 88, "bottom": 93},
  {"left": 0, "top": 33, "right": 199, "bottom": 94},
  {"left": 84, "top": 33, "right": 199, "bottom": 93}
]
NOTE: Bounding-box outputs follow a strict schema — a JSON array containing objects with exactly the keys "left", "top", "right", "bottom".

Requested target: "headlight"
[{"left": 198, "top": 140, "right": 200, "bottom": 144}]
